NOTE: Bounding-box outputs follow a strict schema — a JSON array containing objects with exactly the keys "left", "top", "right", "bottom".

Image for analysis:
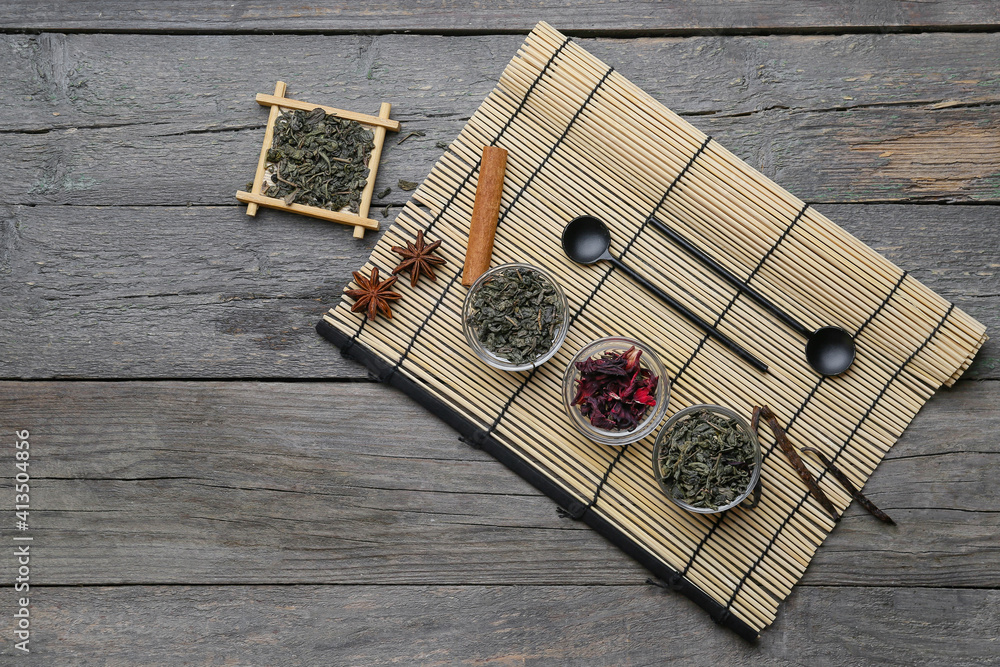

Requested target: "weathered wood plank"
[
  {"left": 0, "top": 203, "right": 388, "bottom": 380},
  {"left": 7, "top": 32, "right": 1000, "bottom": 132},
  {"left": 0, "top": 380, "right": 996, "bottom": 588},
  {"left": 1, "top": 1, "right": 997, "bottom": 33},
  {"left": 2, "top": 585, "right": 1000, "bottom": 663},
  {"left": 4, "top": 33, "right": 999, "bottom": 205},
  {"left": 8, "top": 106, "right": 1000, "bottom": 207},
  {"left": 1, "top": 203, "right": 995, "bottom": 380}
]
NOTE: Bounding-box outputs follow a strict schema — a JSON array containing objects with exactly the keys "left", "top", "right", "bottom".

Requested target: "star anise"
[
  {"left": 391, "top": 230, "right": 447, "bottom": 288},
  {"left": 345, "top": 266, "right": 402, "bottom": 321}
]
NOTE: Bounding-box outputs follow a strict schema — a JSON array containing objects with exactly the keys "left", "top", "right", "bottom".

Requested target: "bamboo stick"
[
  {"left": 255, "top": 93, "right": 401, "bottom": 131},
  {"left": 353, "top": 102, "right": 392, "bottom": 238},
  {"left": 235, "top": 191, "right": 380, "bottom": 230},
  {"left": 246, "top": 81, "right": 287, "bottom": 216}
]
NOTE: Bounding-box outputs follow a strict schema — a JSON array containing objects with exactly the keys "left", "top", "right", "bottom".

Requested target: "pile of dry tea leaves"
[
  {"left": 657, "top": 409, "right": 756, "bottom": 510},
  {"left": 263, "top": 107, "right": 375, "bottom": 212},
  {"left": 468, "top": 267, "right": 562, "bottom": 365}
]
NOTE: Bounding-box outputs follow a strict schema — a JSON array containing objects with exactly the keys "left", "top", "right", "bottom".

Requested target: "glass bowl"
[
  {"left": 561, "top": 336, "right": 670, "bottom": 446},
  {"left": 652, "top": 404, "right": 762, "bottom": 514},
  {"left": 462, "top": 263, "right": 570, "bottom": 372}
]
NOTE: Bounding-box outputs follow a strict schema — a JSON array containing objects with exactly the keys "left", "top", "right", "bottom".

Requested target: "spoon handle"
[
  {"left": 609, "top": 257, "right": 768, "bottom": 373},
  {"left": 649, "top": 217, "right": 812, "bottom": 338}
]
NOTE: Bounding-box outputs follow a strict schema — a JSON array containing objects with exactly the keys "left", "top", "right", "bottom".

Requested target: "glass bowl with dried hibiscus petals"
[
  {"left": 652, "top": 404, "right": 761, "bottom": 514},
  {"left": 561, "top": 337, "right": 670, "bottom": 446},
  {"left": 463, "top": 263, "right": 570, "bottom": 372}
]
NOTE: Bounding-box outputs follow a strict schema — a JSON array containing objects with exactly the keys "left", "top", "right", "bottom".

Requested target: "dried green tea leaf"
[
  {"left": 398, "top": 180, "right": 418, "bottom": 191},
  {"left": 435, "top": 141, "right": 450, "bottom": 150},
  {"left": 376, "top": 187, "right": 392, "bottom": 199},
  {"left": 397, "top": 131, "right": 425, "bottom": 145}
]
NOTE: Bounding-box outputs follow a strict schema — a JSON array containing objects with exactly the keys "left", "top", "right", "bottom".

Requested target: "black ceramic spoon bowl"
[
  {"left": 805, "top": 326, "right": 856, "bottom": 376},
  {"left": 561, "top": 215, "right": 768, "bottom": 374}
]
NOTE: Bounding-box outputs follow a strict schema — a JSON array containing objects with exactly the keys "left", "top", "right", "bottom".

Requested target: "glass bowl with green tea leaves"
[
  {"left": 561, "top": 337, "right": 670, "bottom": 446},
  {"left": 462, "top": 263, "right": 570, "bottom": 372},
  {"left": 652, "top": 404, "right": 761, "bottom": 514}
]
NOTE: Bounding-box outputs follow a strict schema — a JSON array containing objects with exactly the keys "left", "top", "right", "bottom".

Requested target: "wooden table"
[{"left": 2, "top": 3, "right": 998, "bottom": 663}]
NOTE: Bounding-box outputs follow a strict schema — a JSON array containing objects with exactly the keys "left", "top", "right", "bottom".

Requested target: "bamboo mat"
[{"left": 317, "top": 23, "right": 987, "bottom": 640}]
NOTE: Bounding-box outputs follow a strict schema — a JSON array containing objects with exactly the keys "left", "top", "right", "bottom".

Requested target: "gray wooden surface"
[
  {"left": 1, "top": 1, "right": 997, "bottom": 33},
  {"left": 1, "top": 5, "right": 998, "bottom": 664}
]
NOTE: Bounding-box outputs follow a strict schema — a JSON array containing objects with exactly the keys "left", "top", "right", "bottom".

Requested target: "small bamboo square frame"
[{"left": 236, "top": 81, "right": 400, "bottom": 238}]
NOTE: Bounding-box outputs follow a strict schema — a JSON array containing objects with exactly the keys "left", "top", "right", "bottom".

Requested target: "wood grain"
[
  {"left": 7, "top": 32, "right": 1000, "bottom": 133},
  {"left": 0, "top": 1, "right": 997, "bottom": 33},
  {"left": 18, "top": 109, "right": 1000, "bottom": 205},
  {"left": 2, "top": 7, "right": 997, "bottom": 660},
  {"left": 1, "top": 203, "right": 994, "bottom": 380},
  {"left": 9, "top": 32, "right": 1000, "bottom": 131},
  {"left": 2, "top": 584, "right": 999, "bottom": 664},
  {"left": 3, "top": 33, "right": 1000, "bottom": 204},
  {"left": 0, "top": 380, "right": 995, "bottom": 588}
]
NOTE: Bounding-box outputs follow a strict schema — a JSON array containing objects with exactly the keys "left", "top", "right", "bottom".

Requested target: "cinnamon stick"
[{"left": 462, "top": 146, "right": 508, "bottom": 286}]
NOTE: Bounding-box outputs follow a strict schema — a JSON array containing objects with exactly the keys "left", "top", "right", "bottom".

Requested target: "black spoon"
[
  {"left": 561, "top": 215, "right": 768, "bottom": 373},
  {"left": 649, "top": 217, "right": 856, "bottom": 376}
]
